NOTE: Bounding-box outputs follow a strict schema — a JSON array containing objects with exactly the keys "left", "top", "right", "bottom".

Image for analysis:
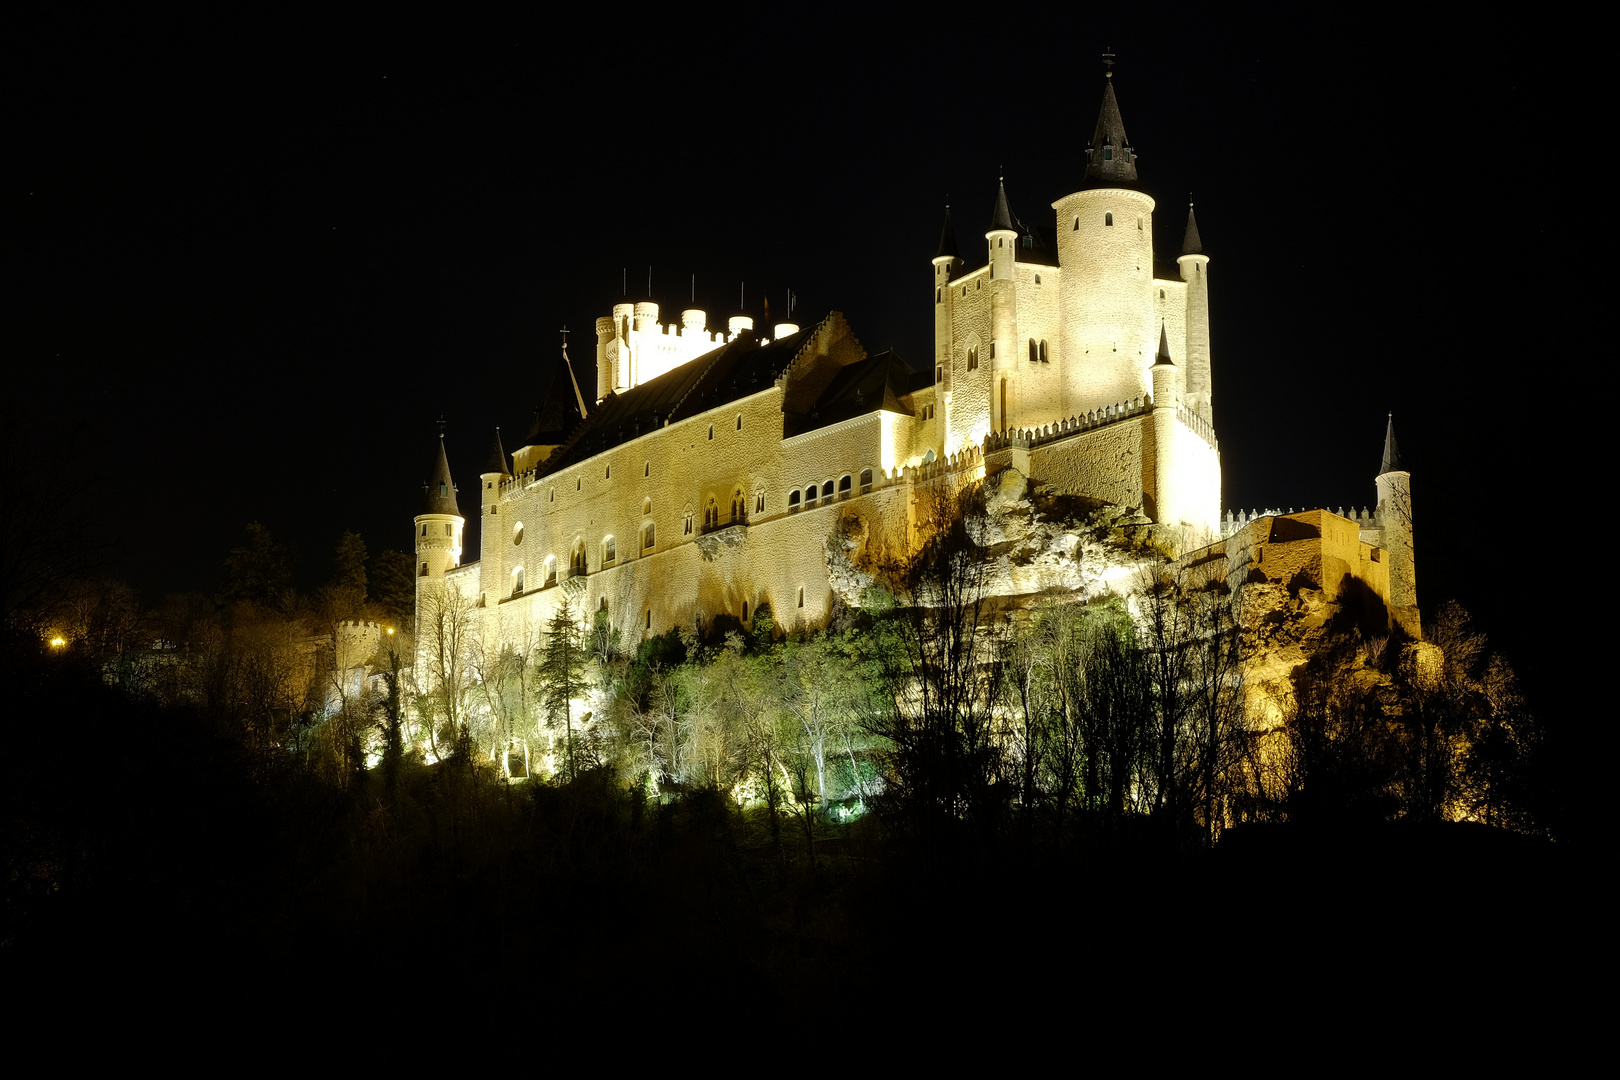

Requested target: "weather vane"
[{"left": 1103, "top": 47, "right": 1115, "bottom": 76}]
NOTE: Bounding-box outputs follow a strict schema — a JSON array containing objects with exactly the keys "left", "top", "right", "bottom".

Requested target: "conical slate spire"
[
  {"left": 422, "top": 433, "right": 461, "bottom": 516},
  {"left": 934, "top": 205, "right": 961, "bottom": 261},
  {"left": 1083, "top": 78, "right": 1140, "bottom": 188},
  {"left": 524, "top": 344, "right": 590, "bottom": 447},
  {"left": 1378, "top": 414, "right": 1405, "bottom": 475},
  {"left": 481, "top": 427, "right": 510, "bottom": 477},
  {"left": 1181, "top": 201, "right": 1204, "bottom": 256},
  {"left": 989, "top": 177, "right": 1016, "bottom": 233},
  {"left": 1156, "top": 322, "right": 1174, "bottom": 364}
]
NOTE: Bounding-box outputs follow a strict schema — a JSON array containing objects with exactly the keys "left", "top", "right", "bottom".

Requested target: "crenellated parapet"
[{"left": 984, "top": 394, "right": 1153, "bottom": 453}]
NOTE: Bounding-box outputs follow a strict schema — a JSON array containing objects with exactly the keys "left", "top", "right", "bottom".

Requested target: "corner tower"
[
  {"left": 1374, "top": 415, "right": 1418, "bottom": 637},
  {"left": 987, "top": 179, "right": 1021, "bottom": 431},
  {"left": 414, "top": 429, "right": 465, "bottom": 593},
  {"left": 932, "top": 204, "right": 962, "bottom": 449},
  {"left": 1176, "top": 202, "right": 1213, "bottom": 422},
  {"left": 1052, "top": 67, "right": 1157, "bottom": 414}
]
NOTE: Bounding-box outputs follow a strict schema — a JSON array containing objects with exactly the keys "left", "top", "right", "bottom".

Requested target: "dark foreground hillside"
[{"left": 3, "top": 635, "right": 1586, "bottom": 1026}]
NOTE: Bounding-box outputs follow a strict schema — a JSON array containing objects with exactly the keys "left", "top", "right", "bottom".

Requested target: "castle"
[{"left": 412, "top": 72, "right": 1417, "bottom": 675}]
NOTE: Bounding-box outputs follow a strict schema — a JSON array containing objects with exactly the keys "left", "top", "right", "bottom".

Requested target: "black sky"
[{"left": 9, "top": 11, "right": 1579, "bottom": 699}]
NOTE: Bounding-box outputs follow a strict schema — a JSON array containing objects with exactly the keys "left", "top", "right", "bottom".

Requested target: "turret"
[
  {"left": 1374, "top": 415, "right": 1419, "bottom": 636},
  {"left": 479, "top": 427, "right": 510, "bottom": 602},
  {"left": 932, "top": 204, "right": 961, "bottom": 446},
  {"left": 1149, "top": 324, "right": 1182, "bottom": 524},
  {"left": 1052, "top": 67, "right": 1157, "bottom": 415},
  {"left": 1176, "top": 201, "right": 1213, "bottom": 423},
  {"left": 414, "top": 430, "right": 466, "bottom": 647},
  {"left": 987, "top": 179, "right": 1021, "bottom": 431}
]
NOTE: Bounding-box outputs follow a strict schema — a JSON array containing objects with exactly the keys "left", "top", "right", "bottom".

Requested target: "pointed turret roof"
[
  {"left": 522, "top": 343, "right": 590, "bottom": 448},
  {"left": 934, "top": 205, "right": 961, "bottom": 262},
  {"left": 1083, "top": 77, "right": 1140, "bottom": 189},
  {"left": 481, "top": 427, "right": 510, "bottom": 477},
  {"left": 1181, "top": 202, "right": 1204, "bottom": 256},
  {"left": 422, "top": 433, "right": 462, "bottom": 517},
  {"left": 1155, "top": 322, "right": 1174, "bottom": 364},
  {"left": 989, "top": 178, "right": 1016, "bottom": 233},
  {"left": 1378, "top": 414, "right": 1405, "bottom": 475}
]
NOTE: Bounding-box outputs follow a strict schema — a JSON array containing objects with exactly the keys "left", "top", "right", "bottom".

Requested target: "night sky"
[{"left": 10, "top": 13, "right": 1576, "bottom": 699}]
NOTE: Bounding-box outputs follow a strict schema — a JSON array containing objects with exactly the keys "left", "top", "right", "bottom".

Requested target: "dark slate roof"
[
  {"left": 481, "top": 427, "right": 510, "bottom": 476},
  {"left": 539, "top": 320, "right": 814, "bottom": 474},
  {"left": 784, "top": 348, "right": 919, "bottom": 438},
  {"left": 1155, "top": 323, "right": 1174, "bottom": 364},
  {"left": 522, "top": 344, "right": 590, "bottom": 448},
  {"left": 1379, "top": 414, "right": 1405, "bottom": 475},
  {"left": 1083, "top": 79, "right": 1141, "bottom": 189},
  {"left": 990, "top": 179, "right": 1016, "bottom": 233},
  {"left": 422, "top": 435, "right": 462, "bottom": 516},
  {"left": 934, "top": 206, "right": 962, "bottom": 262},
  {"left": 1181, "top": 202, "right": 1205, "bottom": 256},
  {"left": 1014, "top": 223, "right": 1060, "bottom": 267}
]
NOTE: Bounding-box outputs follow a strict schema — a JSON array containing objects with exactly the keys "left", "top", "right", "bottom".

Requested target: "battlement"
[
  {"left": 1220, "top": 505, "right": 1382, "bottom": 539},
  {"left": 983, "top": 394, "right": 1154, "bottom": 453}
]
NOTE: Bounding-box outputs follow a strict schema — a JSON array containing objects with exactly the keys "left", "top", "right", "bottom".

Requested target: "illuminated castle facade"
[{"left": 412, "top": 74, "right": 1417, "bottom": 663}]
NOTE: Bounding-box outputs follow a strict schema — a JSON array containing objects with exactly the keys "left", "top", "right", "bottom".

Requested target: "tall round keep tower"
[{"left": 1053, "top": 72, "right": 1156, "bottom": 415}]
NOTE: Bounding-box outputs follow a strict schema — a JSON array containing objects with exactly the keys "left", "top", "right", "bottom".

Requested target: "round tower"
[
  {"left": 479, "top": 427, "right": 511, "bottom": 605},
  {"left": 932, "top": 204, "right": 961, "bottom": 450},
  {"left": 987, "top": 178, "right": 1020, "bottom": 432},
  {"left": 1176, "top": 201, "right": 1213, "bottom": 422},
  {"left": 414, "top": 430, "right": 465, "bottom": 636},
  {"left": 1374, "top": 415, "right": 1419, "bottom": 637},
  {"left": 1149, "top": 324, "right": 1182, "bottom": 525},
  {"left": 1053, "top": 71, "right": 1156, "bottom": 415},
  {"left": 594, "top": 317, "right": 615, "bottom": 403}
]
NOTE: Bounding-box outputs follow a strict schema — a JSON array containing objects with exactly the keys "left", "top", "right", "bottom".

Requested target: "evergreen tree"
[{"left": 539, "top": 594, "right": 588, "bottom": 781}]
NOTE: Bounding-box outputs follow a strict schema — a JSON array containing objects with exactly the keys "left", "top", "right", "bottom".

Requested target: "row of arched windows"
[{"left": 788, "top": 468, "right": 873, "bottom": 512}]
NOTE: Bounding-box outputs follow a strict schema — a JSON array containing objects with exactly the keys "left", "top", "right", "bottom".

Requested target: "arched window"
[
  {"left": 967, "top": 347, "right": 978, "bottom": 372},
  {"left": 822, "top": 480, "right": 834, "bottom": 501},
  {"left": 642, "top": 497, "right": 652, "bottom": 515},
  {"left": 797, "top": 587, "right": 805, "bottom": 608},
  {"left": 513, "top": 522, "right": 524, "bottom": 546},
  {"left": 683, "top": 508, "right": 694, "bottom": 535},
  {"left": 838, "top": 475, "right": 852, "bottom": 499},
  {"left": 1105, "top": 212, "right": 1113, "bottom": 226},
  {"left": 731, "top": 488, "right": 744, "bottom": 523},
  {"left": 736, "top": 414, "right": 742, "bottom": 430},
  {"left": 642, "top": 523, "right": 654, "bottom": 550},
  {"left": 512, "top": 567, "right": 524, "bottom": 596},
  {"left": 1073, "top": 217, "right": 1079, "bottom": 231},
  {"left": 860, "top": 468, "right": 873, "bottom": 493},
  {"left": 1028, "top": 339, "right": 1038, "bottom": 362},
  {"left": 545, "top": 557, "right": 557, "bottom": 587},
  {"left": 804, "top": 483, "right": 817, "bottom": 509},
  {"left": 570, "top": 541, "right": 586, "bottom": 575},
  {"left": 1038, "top": 340, "right": 1048, "bottom": 363},
  {"left": 755, "top": 490, "right": 765, "bottom": 514},
  {"left": 789, "top": 489, "right": 801, "bottom": 512},
  {"left": 704, "top": 498, "right": 718, "bottom": 530},
  {"left": 602, "top": 536, "right": 616, "bottom": 565}
]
